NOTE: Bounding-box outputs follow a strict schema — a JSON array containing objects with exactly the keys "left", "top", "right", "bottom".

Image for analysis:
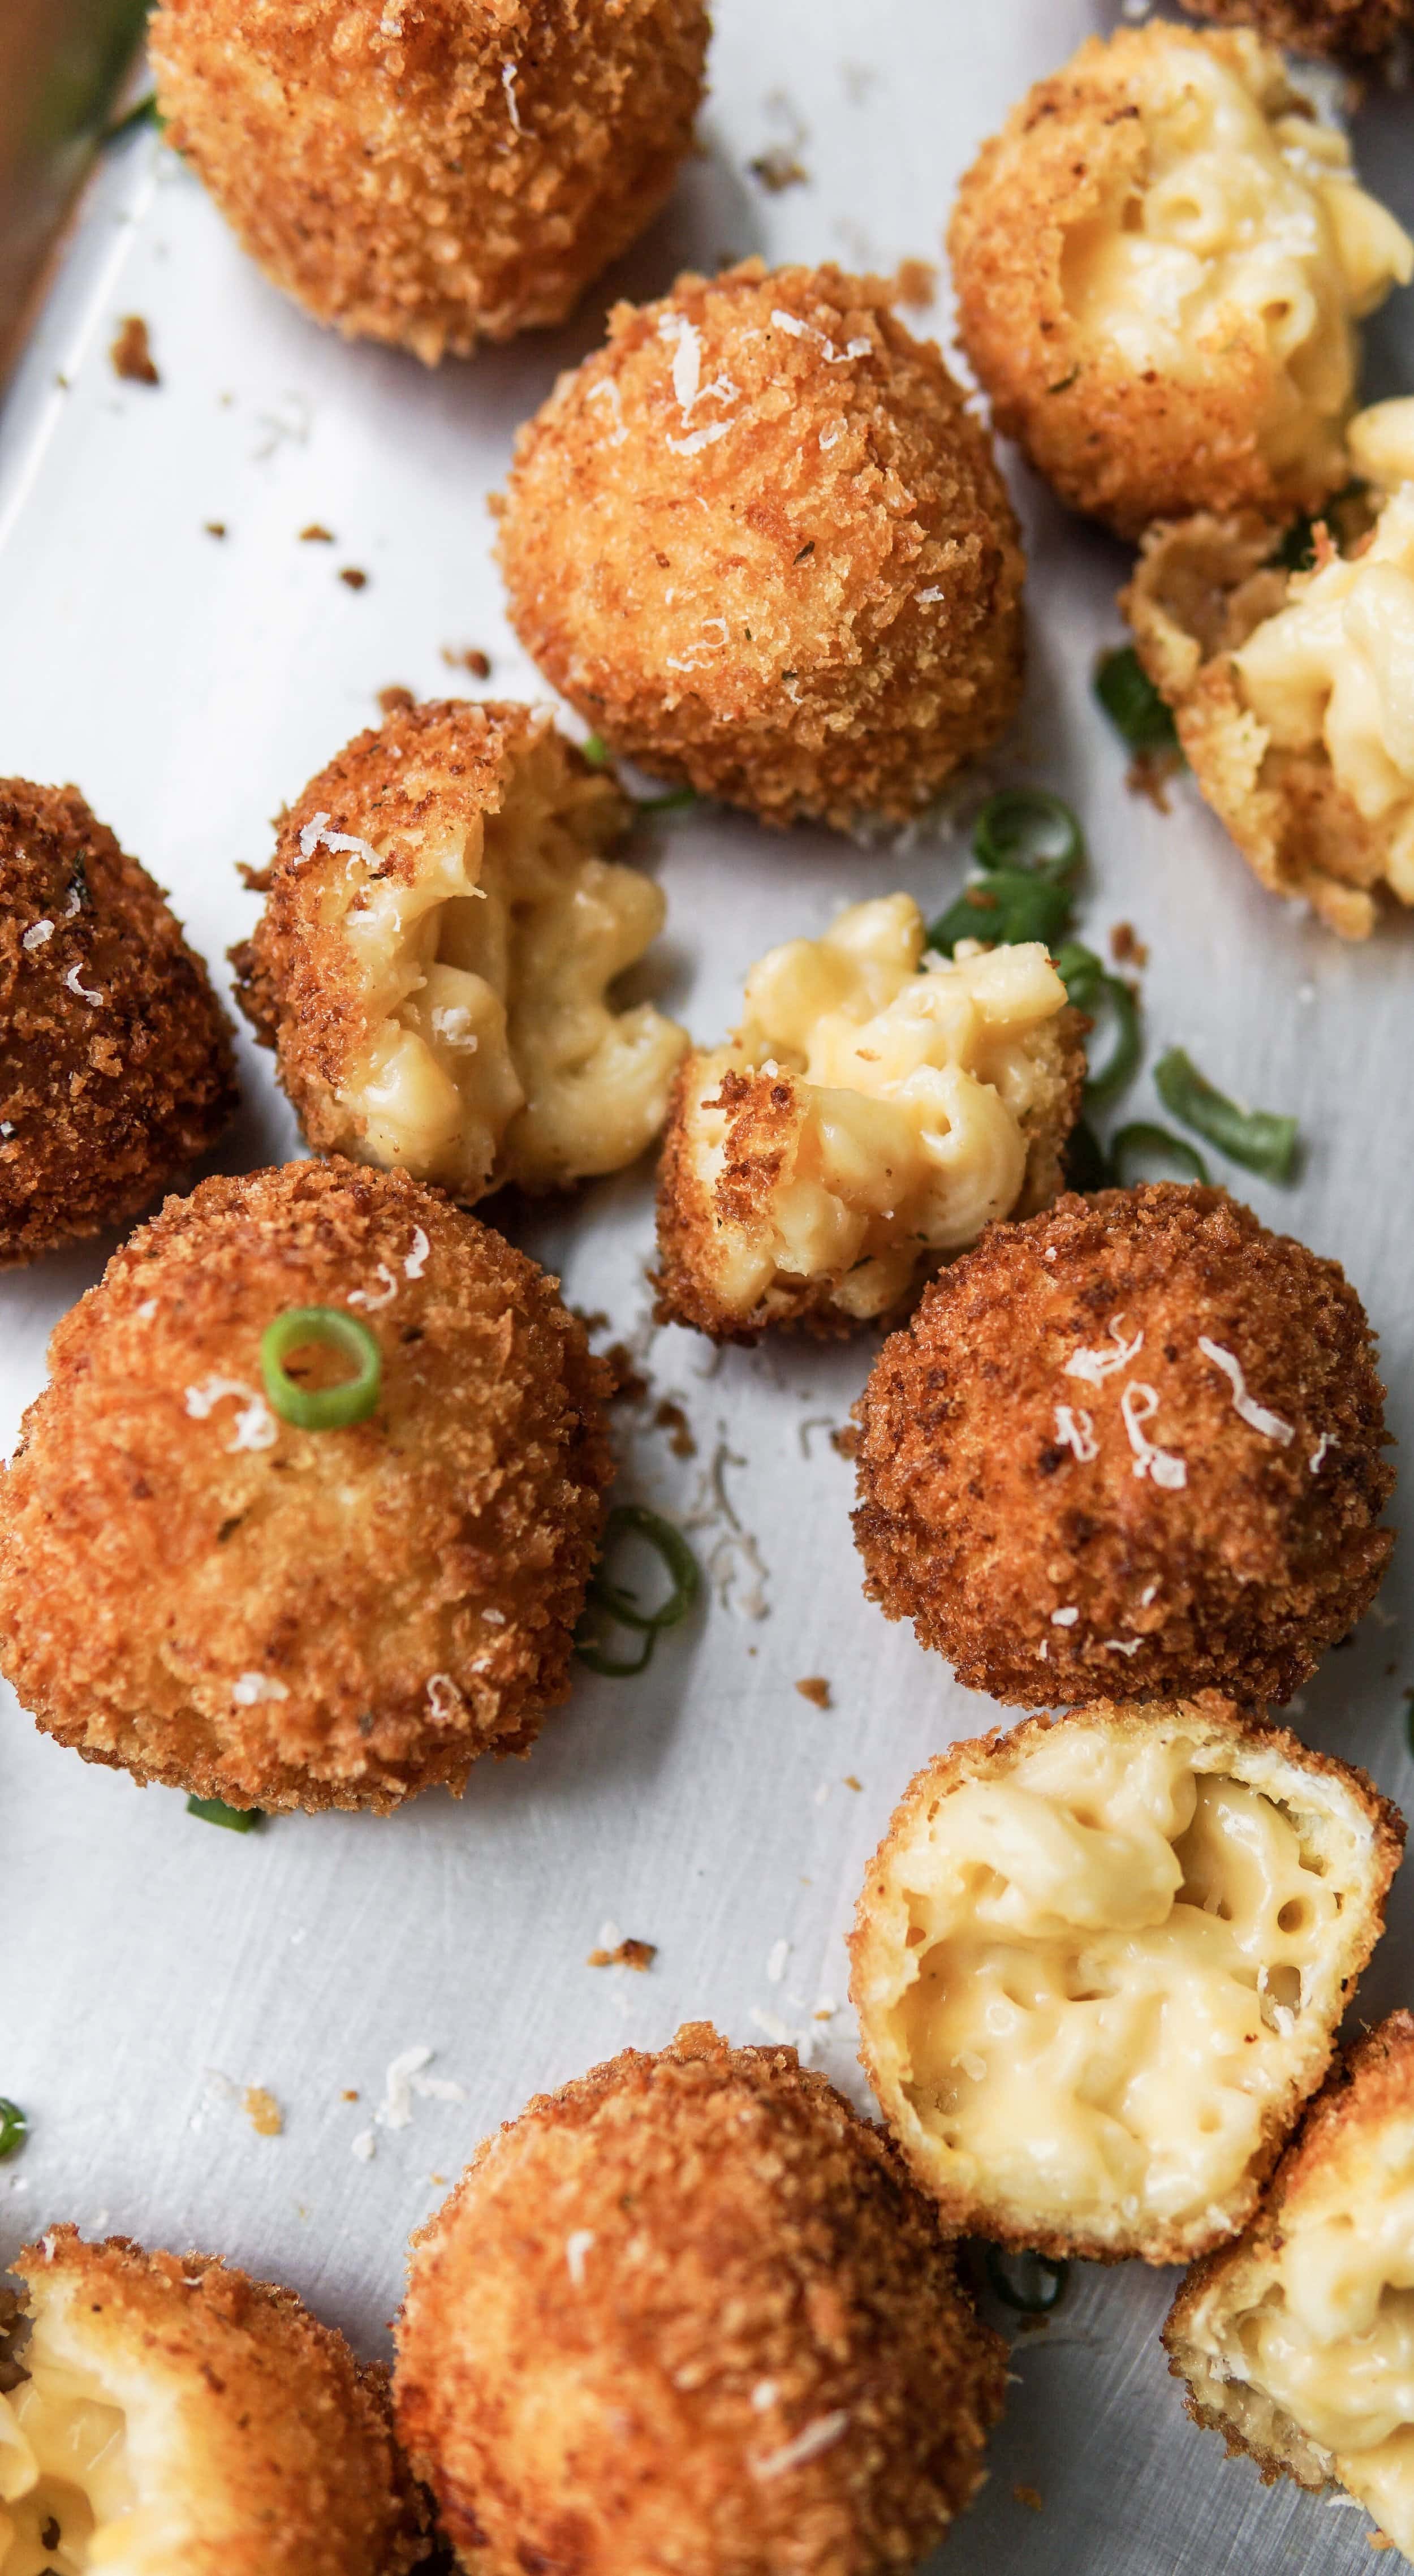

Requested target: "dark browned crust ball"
[
  {"left": 0, "top": 1158, "right": 612, "bottom": 1813},
  {"left": 852, "top": 1186, "right": 1394, "bottom": 1708},
  {"left": 494, "top": 260, "right": 1027, "bottom": 829},
  {"left": 394, "top": 2024, "right": 1007, "bottom": 2576},
  {"left": 1179, "top": 0, "right": 1413, "bottom": 63},
  {"left": 0, "top": 781, "right": 236, "bottom": 1267},
  {"left": 149, "top": 0, "right": 710, "bottom": 363}
]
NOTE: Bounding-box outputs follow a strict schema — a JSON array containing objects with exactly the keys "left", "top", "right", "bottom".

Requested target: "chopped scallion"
[
  {"left": 633, "top": 785, "right": 699, "bottom": 817},
  {"left": 1094, "top": 646, "right": 1179, "bottom": 753},
  {"left": 1153, "top": 1048, "right": 1299, "bottom": 1182},
  {"left": 984, "top": 2246, "right": 1070, "bottom": 2314},
  {"left": 104, "top": 92, "right": 163, "bottom": 144},
  {"left": 928, "top": 789, "right": 1084, "bottom": 957},
  {"left": 0, "top": 2100, "right": 27, "bottom": 2160},
  {"left": 261, "top": 1307, "right": 382, "bottom": 1430},
  {"left": 575, "top": 1505, "right": 701, "bottom": 1677},
  {"left": 972, "top": 786, "right": 1083, "bottom": 881},
  {"left": 581, "top": 733, "right": 610, "bottom": 768},
  {"left": 1054, "top": 942, "right": 1141, "bottom": 1108},
  {"left": 187, "top": 1796, "right": 261, "bottom": 1833},
  {"left": 1063, "top": 1118, "right": 1111, "bottom": 1194},
  {"left": 1108, "top": 1122, "right": 1210, "bottom": 1190}
]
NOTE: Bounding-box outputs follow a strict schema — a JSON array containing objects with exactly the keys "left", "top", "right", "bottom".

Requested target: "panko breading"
[
  {"left": 851, "top": 1699, "right": 1402, "bottom": 2266},
  {"left": 1179, "top": 0, "right": 1414, "bottom": 64},
  {"left": 949, "top": 27, "right": 1412, "bottom": 539},
  {"left": 493, "top": 260, "right": 1027, "bottom": 830},
  {"left": 0, "top": 781, "right": 236, "bottom": 1267},
  {"left": 0, "top": 1159, "right": 611, "bottom": 1813},
  {"left": 1166, "top": 2013, "right": 1414, "bottom": 2557},
  {"left": 394, "top": 2023, "right": 1007, "bottom": 2576},
  {"left": 232, "top": 701, "right": 687, "bottom": 1200},
  {"left": 852, "top": 1185, "right": 1394, "bottom": 1709},
  {"left": 0, "top": 2228, "right": 431, "bottom": 2576},
  {"left": 654, "top": 897, "right": 1084, "bottom": 1339},
  {"left": 1125, "top": 400, "right": 1414, "bottom": 939},
  {"left": 149, "top": 0, "right": 709, "bottom": 363}
]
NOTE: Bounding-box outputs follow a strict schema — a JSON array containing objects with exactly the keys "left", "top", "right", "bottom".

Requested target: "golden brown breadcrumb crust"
[
  {"left": 652, "top": 1009, "right": 1087, "bottom": 1342},
  {"left": 949, "top": 28, "right": 1354, "bottom": 539},
  {"left": 1178, "top": 0, "right": 1413, "bottom": 63},
  {"left": 12, "top": 2227, "right": 433, "bottom": 2575},
  {"left": 850, "top": 1697, "right": 1404, "bottom": 2265},
  {"left": 0, "top": 1158, "right": 611, "bottom": 1812},
  {"left": 395, "top": 2023, "right": 1007, "bottom": 2576},
  {"left": 149, "top": 0, "right": 709, "bottom": 362},
  {"left": 1124, "top": 511, "right": 1407, "bottom": 939},
  {"left": 493, "top": 260, "right": 1027, "bottom": 829},
  {"left": 852, "top": 1185, "right": 1394, "bottom": 1708},
  {"left": 1163, "top": 2011, "right": 1414, "bottom": 2488},
  {"left": 0, "top": 781, "right": 236, "bottom": 1267}
]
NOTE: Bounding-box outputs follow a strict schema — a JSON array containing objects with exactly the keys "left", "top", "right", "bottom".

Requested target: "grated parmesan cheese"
[
  {"left": 1053, "top": 1403, "right": 1099, "bottom": 1462},
  {"left": 1064, "top": 1315, "right": 1144, "bottom": 1384},
  {"left": 565, "top": 2229, "right": 595, "bottom": 2286},
  {"left": 1120, "top": 1382, "right": 1187, "bottom": 1490},
  {"left": 1197, "top": 1337, "right": 1295, "bottom": 1446},
  {"left": 21, "top": 919, "right": 53, "bottom": 951},
  {"left": 752, "top": 2410, "right": 850, "bottom": 2481}
]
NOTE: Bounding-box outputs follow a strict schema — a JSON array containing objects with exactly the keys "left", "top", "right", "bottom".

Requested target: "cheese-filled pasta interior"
[{"left": 0, "top": 2317, "right": 141, "bottom": 2575}]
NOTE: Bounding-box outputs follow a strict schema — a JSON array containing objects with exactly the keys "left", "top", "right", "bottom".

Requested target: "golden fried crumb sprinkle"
[
  {"left": 1014, "top": 2484, "right": 1045, "bottom": 2512},
  {"left": 795, "top": 1676, "right": 831, "bottom": 1709},
  {"left": 204, "top": 519, "right": 226, "bottom": 538},
  {"left": 1109, "top": 922, "right": 1149, "bottom": 968},
  {"left": 442, "top": 645, "right": 493, "bottom": 678},
  {"left": 339, "top": 567, "right": 369, "bottom": 591},
  {"left": 653, "top": 1398, "right": 696, "bottom": 1456},
  {"left": 300, "top": 523, "right": 334, "bottom": 542},
  {"left": 377, "top": 686, "right": 417, "bottom": 717},
  {"left": 587, "top": 1937, "right": 657, "bottom": 1971},
  {"left": 893, "top": 257, "right": 937, "bottom": 307},
  {"left": 243, "top": 2086, "right": 283, "bottom": 2138},
  {"left": 111, "top": 316, "right": 158, "bottom": 384}
]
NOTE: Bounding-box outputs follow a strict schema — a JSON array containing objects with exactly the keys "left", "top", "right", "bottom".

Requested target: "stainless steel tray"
[{"left": 1, "top": 7, "right": 1411, "bottom": 2570}]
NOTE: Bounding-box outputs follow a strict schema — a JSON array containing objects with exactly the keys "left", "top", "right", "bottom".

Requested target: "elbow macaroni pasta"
[{"left": 0, "top": 2350, "right": 133, "bottom": 2576}]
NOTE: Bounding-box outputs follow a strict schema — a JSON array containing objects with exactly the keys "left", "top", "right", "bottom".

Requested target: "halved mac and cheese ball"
[
  {"left": 949, "top": 27, "right": 1412, "bottom": 539},
  {"left": 1178, "top": 0, "right": 1413, "bottom": 66},
  {"left": 394, "top": 2023, "right": 1006, "bottom": 2576},
  {"left": 852, "top": 1184, "right": 1394, "bottom": 1708},
  {"left": 0, "top": 1159, "right": 611, "bottom": 1813},
  {"left": 654, "top": 898, "right": 1083, "bottom": 1338},
  {"left": 0, "top": 2227, "right": 431, "bottom": 2576},
  {"left": 150, "top": 0, "right": 709, "bottom": 363},
  {"left": 493, "top": 261, "right": 1027, "bottom": 829},
  {"left": 1166, "top": 2011, "right": 1414, "bottom": 2555},
  {"left": 233, "top": 700, "right": 687, "bottom": 1198},
  {"left": 1126, "top": 400, "right": 1414, "bottom": 938},
  {"left": 851, "top": 1701, "right": 1402, "bottom": 2266}
]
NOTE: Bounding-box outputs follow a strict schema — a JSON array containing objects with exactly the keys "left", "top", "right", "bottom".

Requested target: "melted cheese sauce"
[
  {"left": 885, "top": 1726, "right": 1340, "bottom": 2234},
  {"left": 338, "top": 735, "right": 686, "bottom": 1195},
  {"left": 0, "top": 2360, "right": 132, "bottom": 2574},
  {"left": 1061, "top": 34, "right": 1412, "bottom": 482},
  {"left": 683, "top": 897, "right": 1068, "bottom": 1321},
  {"left": 1233, "top": 404, "right": 1414, "bottom": 898}
]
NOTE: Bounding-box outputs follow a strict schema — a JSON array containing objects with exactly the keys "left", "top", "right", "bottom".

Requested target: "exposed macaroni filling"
[
  {"left": 1232, "top": 403, "right": 1414, "bottom": 896},
  {"left": 338, "top": 733, "right": 687, "bottom": 1195},
  {"left": 677, "top": 898, "right": 1070, "bottom": 1323},
  {"left": 0, "top": 2344, "right": 134, "bottom": 2575},
  {"left": 1061, "top": 35, "right": 1412, "bottom": 484},
  {"left": 877, "top": 1726, "right": 1351, "bottom": 2238}
]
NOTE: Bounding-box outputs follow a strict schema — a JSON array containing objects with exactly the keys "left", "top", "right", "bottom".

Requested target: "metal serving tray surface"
[{"left": 1, "top": 7, "right": 1411, "bottom": 2571}]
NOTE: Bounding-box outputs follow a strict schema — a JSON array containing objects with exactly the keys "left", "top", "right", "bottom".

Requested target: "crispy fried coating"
[
  {"left": 0, "top": 781, "right": 236, "bottom": 1267},
  {"left": 231, "top": 699, "right": 687, "bottom": 1198},
  {"left": 493, "top": 260, "right": 1027, "bottom": 830},
  {"left": 0, "top": 1158, "right": 611, "bottom": 1812},
  {"left": 851, "top": 1698, "right": 1402, "bottom": 2265},
  {"left": 949, "top": 27, "right": 1412, "bottom": 538},
  {"left": 149, "top": 0, "right": 709, "bottom": 363},
  {"left": 0, "top": 2226, "right": 432, "bottom": 2575},
  {"left": 852, "top": 1185, "right": 1394, "bottom": 1708},
  {"left": 394, "top": 2023, "right": 1007, "bottom": 2576},
  {"left": 1179, "top": 0, "right": 1413, "bottom": 63},
  {"left": 1164, "top": 2013, "right": 1414, "bottom": 2552}
]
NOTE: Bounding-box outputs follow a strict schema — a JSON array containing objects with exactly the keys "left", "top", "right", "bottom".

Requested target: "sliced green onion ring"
[
  {"left": 928, "top": 869, "right": 1075, "bottom": 957},
  {"left": 574, "top": 1505, "right": 701, "bottom": 1677},
  {"left": 581, "top": 731, "right": 611, "bottom": 768},
  {"left": 1153, "top": 1048, "right": 1300, "bottom": 1182},
  {"left": 104, "top": 92, "right": 163, "bottom": 145},
  {"left": 1109, "top": 1122, "right": 1211, "bottom": 1190},
  {"left": 1064, "top": 1118, "right": 1111, "bottom": 1193},
  {"left": 261, "top": 1307, "right": 382, "bottom": 1430},
  {"left": 187, "top": 1795, "right": 261, "bottom": 1833},
  {"left": 985, "top": 2246, "right": 1070, "bottom": 2314},
  {"left": 0, "top": 2099, "right": 27, "bottom": 2160},
  {"left": 972, "top": 787, "right": 1083, "bottom": 884},
  {"left": 1094, "top": 645, "right": 1180, "bottom": 753},
  {"left": 633, "top": 785, "right": 699, "bottom": 817},
  {"left": 1054, "top": 942, "right": 1141, "bottom": 1108}
]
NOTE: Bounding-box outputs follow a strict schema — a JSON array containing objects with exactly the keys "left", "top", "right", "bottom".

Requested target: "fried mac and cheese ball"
[
  {"left": 0, "top": 1158, "right": 611, "bottom": 1813},
  {"left": 1179, "top": 0, "right": 1414, "bottom": 66},
  {"left": 654, "top": 899, "right": 1083, "bottom": 1338},
  {"left": 1166, "top": 2012, "right": 1414, "bottom": 2556},
  {"left": 851, "top": 1700, "right": 1402, "bottom": 2267},
  {"left": 232, "top": 701, "right": 687, "bottom": 1199},
  {"left": 0, "top": 781, "right": 236, "bottom": 1267},
  {"left": 0, "top": 2228, "right": 430, "bottom": 2576},
  {"left": 493, "top": 261, "right": 1027, "bottom": 829},
  {"left": 394, "top": 2023, "right": 1006, "bottom": 2576},
  {"left": 852, "top": 1185, "right": 1393, "bottom": 1708},
  {"left": 1127, "top": 400, "right": 1414, "bottom": 939},
  {"left": 149, "top": 0, "right": 709, "bottom": 363},
  {"left": 949, "top": 28, "right": 1413, "bottom": 539}
]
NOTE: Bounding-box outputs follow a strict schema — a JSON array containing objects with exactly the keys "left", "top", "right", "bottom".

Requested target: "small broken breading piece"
[
  {"left": 494, "top": 259, "right": 1027, "bottom": 830},
  {"left": 232, "top": 700, "right": 687, "bottom": 1201},
  {"left": 0, "top": 1159, "right": 612, "bottom": 1814},
  {"left": 394, "top": 2023, "right": 1006, "bottom": 2576},
  {"left": 851, "top": 1699, "right": 1402, "bottom": 2265},
  {"left": 655, "top": 897, "right": 1083, "bottom": 1338},
  {"left": 949, "top": 26, "right": 1412, "bottom": 538},
  {"left": 1166, "top": 2012, "right": 1414, "bottom": 2558},
  {"left": 242, "top": 2084, "right": 283, "bottom": 2137},
  {"left": 586, "top": 1936, "right": 657, "bottom": 1970},
  {"left": 110, "top": 315, "right": 158, "bottom": 384},
  {"left": 795, "top": 1676, "right": 832, "bottom": 1708},
  {"left": 0, "top": 2226, "right": 431, "bottom": 2575},
  {"left": 852, "top": 1184, "right": 1393, "bottom": 1708},
  {"left": 149, "top": 0, "right": 709, "bottom": 363},
  {"left": 1126, "top": 400, "right": 1414, "bottom": 939},
  {"left": 1178, "top": 0, "right": 1414, "bottom": 66},
  {"left": 0, "top": 779, "right": 237, "bottom": 1266}
]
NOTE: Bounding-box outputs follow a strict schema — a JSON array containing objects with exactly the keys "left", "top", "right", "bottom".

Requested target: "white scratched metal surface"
[{"left": 1, "top": 5, "right": 1411, "bottom": 2569}]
